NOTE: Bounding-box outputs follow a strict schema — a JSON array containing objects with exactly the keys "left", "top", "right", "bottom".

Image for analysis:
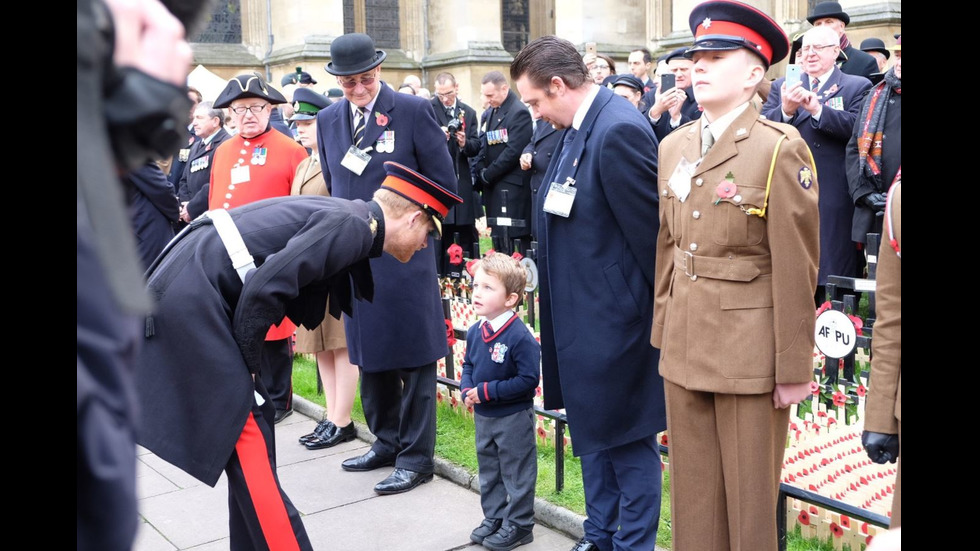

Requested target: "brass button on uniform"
[
  {"left": 695, "top": 178, "right": 704, "bottom": 187},
  {"left": 692, "top": 210, "right": 701, "bottom": 219},
  {"left": 689, "top": 243, "right": 698, "bottom": 252}
]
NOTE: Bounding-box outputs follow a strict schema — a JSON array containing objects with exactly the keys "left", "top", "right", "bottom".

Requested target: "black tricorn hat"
[
  {"left": 860, "top": 37, "right": 890, "bottom": 59},
  {"left": 214, "top": 74, "right": 288, "bottom": 109},
  {"left": 807, "top": 1, "right": 850, "bottom": 26},
  {"left": 326, "top": 33, "right": 387, "bottom": 76}
]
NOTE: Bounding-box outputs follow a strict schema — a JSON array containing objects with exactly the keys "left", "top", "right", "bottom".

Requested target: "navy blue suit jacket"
[
  {"left": 762, "top": 66, "right": 871, "bottom": 284},
  {"left": 537, "top": 85, "right": 666, "bottom": 455},
  {"left": 315, "top": 83, "right": 457, "bottom": 371}
]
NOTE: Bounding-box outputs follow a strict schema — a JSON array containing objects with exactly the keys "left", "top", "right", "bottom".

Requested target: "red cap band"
[
  {"left": 381, "top": 174, "right": 450, "bottom": 218},
  {"left": 696, "top": 20, "right": 773, "bottom": 63}
]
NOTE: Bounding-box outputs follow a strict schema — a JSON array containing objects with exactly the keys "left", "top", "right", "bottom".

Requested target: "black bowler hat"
[
  {"left": 612, "top": 74, "right": 644, "bottom": 93},
  {"left": 860, "top": 38, "right": 891, "bottom": 60},
  {"left": 687, "top": 0, "right": 790, "bottom": 68},
  {"left": 214, "top": 74, "right": 288, "bottom": 109},
  {"left": 289, "top": 88, "right": 330, "bottom": 122},
  {"left": 380, "top": 162, "right": 462, "bottom": 236},
  {"left": 663, "top": 47, "right": 689, "bottom": 64},
  {"left": 326, "top": 33, "right": 387, "bottom": 76},
  {"left": 807, "top": 1, "right": 850, "bottom": 26}
]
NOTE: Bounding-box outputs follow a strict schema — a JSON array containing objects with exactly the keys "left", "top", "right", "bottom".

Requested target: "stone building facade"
[{"left": 191, "top": 0, "right": 900, "bottom": 105}]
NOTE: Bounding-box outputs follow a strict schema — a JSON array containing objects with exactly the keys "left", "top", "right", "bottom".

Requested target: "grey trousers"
[{"left": 475, "top": 407, "right": 537, "bottom": 528}]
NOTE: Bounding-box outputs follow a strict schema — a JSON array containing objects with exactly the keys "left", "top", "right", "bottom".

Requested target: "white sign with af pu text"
[{"left": 814, "top": 309, "right": 857, "bottom": 358}]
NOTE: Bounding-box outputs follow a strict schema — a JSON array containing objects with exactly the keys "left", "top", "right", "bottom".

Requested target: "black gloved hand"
[
  {"left": 862, "top": 430, "right": 899, "bottom": 464},
  {"left": 860, "top": 192, "right": 887, "bottom": 212}
]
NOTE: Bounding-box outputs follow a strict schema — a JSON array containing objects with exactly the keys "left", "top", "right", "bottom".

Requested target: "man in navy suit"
[
  {"left": 315, "top": 33, "right": 457, "bottom": 495},
  {"left": 762, "top": 25, "right": 871, "bottom": 303},
  {"left": 512, "top": 36, "right": 666, "bottom": 551}
]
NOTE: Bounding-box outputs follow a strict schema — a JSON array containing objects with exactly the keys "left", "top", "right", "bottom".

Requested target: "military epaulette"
[{"left": 755, "top": 114, "right": 802, "bottom": 138}]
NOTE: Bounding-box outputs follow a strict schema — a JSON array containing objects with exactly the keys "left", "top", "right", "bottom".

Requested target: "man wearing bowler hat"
[
  {"left": 808, "top": 1, "right": 879, "bottom": 80},
  {"left": 315, "top": 32, "right": 457, "bottom": 495},
  {"left": 135, "top": 162, "right": 461, "bottom": 550},
  {"left": 212, "top": 74, "right": 309, "bottom": 423},
  {"left": 653, "top": 2, "right": 819, "bottom": 549},
  {"left": 860, "top": 37, "right": 891, "bottom": 74}
]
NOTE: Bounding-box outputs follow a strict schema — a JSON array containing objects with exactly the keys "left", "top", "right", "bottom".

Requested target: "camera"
[{"left": 446, "top": 117, "right": 462, "bottom": 134}]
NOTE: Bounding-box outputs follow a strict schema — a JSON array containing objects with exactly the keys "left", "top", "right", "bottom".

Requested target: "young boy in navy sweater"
[{"left": 461, "top": 253, "right": 540, "bottom": 551}]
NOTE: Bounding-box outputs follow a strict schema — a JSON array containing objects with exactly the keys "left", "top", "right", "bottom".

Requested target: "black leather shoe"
[
  {"left": 305, "top": 422, "right": 356, "bottom": 450},
  {"left": 274, "top": 408, "right": 293, "bottom": 424},
  {"left": 483, "top": 524, "right": 533, "bottom": 551},
  {"left": 470, "top": 518, "right": 502, "bottom": 544},
  {"left": 373, "top": 468, "right": 433, "bottom": 495},
  {"left": 341, "top": 450, "right": 395, "bottom": 472},
  {"left": 569, "top": 538, "right": 599, "bottom": 551},
  {"left": 298, "top": 419, "right": 336, "bottom": 444}
]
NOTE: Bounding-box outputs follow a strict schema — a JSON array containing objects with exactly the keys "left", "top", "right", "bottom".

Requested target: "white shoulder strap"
[{"left": 204, "top": 209, "right": 256, "bottom": 282}]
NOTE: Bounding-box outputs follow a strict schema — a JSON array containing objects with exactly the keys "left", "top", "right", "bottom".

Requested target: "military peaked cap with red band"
[
  {"left": 686, "top": 0, "right": 789, "bottom": 67},
  {"left": 380, "top": 161, "right": 462, "bottom": 235}
]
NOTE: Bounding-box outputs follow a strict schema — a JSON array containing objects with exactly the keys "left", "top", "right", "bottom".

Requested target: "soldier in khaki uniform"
[
  {"left": 652, "top": 2, "right": 820, "bottom": 549},
  {"left": 862, "top": 180, "right": 901, "bottom": 527}
]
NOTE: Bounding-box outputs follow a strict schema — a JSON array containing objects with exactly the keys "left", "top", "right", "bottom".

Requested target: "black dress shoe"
[
  {"left": 298, "top": 419, "right": 336, "bottom": 444},
  {"left": 470, "top": 518, "right": 502, "bottom": 544},
  {"left": 569, "top": 538, "right": 599, "bottom": 551},
  {"left": 274, "top": 408, "right": 293, "bottom": 424},
  {"left": 305, "top": 422, "right": 356, "bottom": 450},
  {"left": 373, "top": 468, "right": 433, "bottom": 495},
  {"left": 483, "top": 524, "right": 534, "bottom": 551},
  {"left": 341, "top": 450, "right": 395, "bottom": 472}
]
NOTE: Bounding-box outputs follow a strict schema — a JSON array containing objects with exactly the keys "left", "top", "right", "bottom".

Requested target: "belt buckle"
[{"left": 683, "top": 251, "right": 698, "bottom": 281}]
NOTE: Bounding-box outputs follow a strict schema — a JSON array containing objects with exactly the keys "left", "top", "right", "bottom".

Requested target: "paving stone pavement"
[{"left": 134, "top": 398, "right": 585, "bottom": 551}]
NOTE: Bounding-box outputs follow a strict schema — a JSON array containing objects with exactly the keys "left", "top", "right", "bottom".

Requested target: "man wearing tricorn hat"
[
  {"left": 652, "top": 2, "right": 819, "bottom": 549},
  {"left": 211, "top": 74, "right": 309, "bottom": 423},
  {"left": 135, "top": 161, "right": 461, "bottom": 550},
  {"left": 808, "top": 1, "right": 879, "bottom": 80},
  {"left": 314, "top": 33, "right": 457, "bottom": 495}
]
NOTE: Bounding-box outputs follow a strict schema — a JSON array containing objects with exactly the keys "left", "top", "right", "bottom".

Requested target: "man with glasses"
[
  {"left": 211, "top": 74, "right": 309, "bottom": 422},
  {"left": 430, "top": 72, "right": 481, "bottom": 273},
  {"left": 762, "top": 25, "right": 871, "bottom": 304},
  {"left": 807, "top": 1, "right": 878, "bottom": 80},
  {"left": 315, "top": 32, "right": 457, "bottom": 496}
]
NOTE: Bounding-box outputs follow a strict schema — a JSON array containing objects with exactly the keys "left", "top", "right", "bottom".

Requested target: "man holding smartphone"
[{"left": 645, "top": 47, "right": 702, "bottom": 141}]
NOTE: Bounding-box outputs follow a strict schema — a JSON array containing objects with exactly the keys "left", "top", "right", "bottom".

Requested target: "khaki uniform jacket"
[
  {"left": 865, "top": 182, "right": 901, "bottom": 433},
  {"left": 652, "top": 104, "right": 820, "bottom": 394},
  {"left": 290, "top": 155, "right": 348, "bottom": 354}
]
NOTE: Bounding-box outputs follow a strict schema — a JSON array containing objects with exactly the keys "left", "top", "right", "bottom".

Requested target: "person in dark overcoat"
[
  {"left": 807, "top": 1, "right": 879, "bottom": 81},
  {"left": 762, "top": 25, "right": 872, "bottom": 300},
  {"left": 315, "top": 32, "right": 458, "bottom": 495},
  {"left": 135, "top": 167, "right": 461, "bottom": 550},
  {"left": 512, "top": 36, "right": 666, "bottom": 551},
  {"left": 431, "top": 71, "right": 482, "bottom": 269},
  {"left": 177, "top": 101, "right": 230, "bottom": 223},
  {"left": 520, "top": 116, "right": 560, "bottom": 241},
  {"left": 476, "top": 71, "right": 534, "bottom": 252},
  {"left": 123, "top": 161, "right": 179, "bottom": 269}
]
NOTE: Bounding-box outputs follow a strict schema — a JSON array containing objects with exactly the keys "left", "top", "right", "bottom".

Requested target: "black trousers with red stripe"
[{"left": 225, "top": 378, "right": 311, "bottom": 551}]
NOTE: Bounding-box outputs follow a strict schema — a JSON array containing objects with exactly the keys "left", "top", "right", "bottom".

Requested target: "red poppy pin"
[
  {"left": 375, "top": 112, "right": 389, "bottom": 126},
  {"left": 830, "top": 522, "right": 843, "bottom": 538},
  {"left": 714, "top": 172, "right": 737, "bottom": 205},
  {"left": 447, "top": 243, "right": 464, "bottom": 265},
  {"left": 797, "top": 510, "right": 811, "bottom": 526},
  {"left": 445, "top": 318, "right": 456, "bottom": 347}
]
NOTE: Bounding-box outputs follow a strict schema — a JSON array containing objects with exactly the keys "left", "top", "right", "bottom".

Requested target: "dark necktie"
[
  {"left": 810, "top": 77, "right": 820, "bottom": 92},
  {"left": 554, "top": 127, "right": 578, "bottom": 176},
  {"left": 353, "top": 107, "right": 366, "bottom": 147},
  {"left": 446, "top": 106, "right": 455, "bottom": 119}
]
